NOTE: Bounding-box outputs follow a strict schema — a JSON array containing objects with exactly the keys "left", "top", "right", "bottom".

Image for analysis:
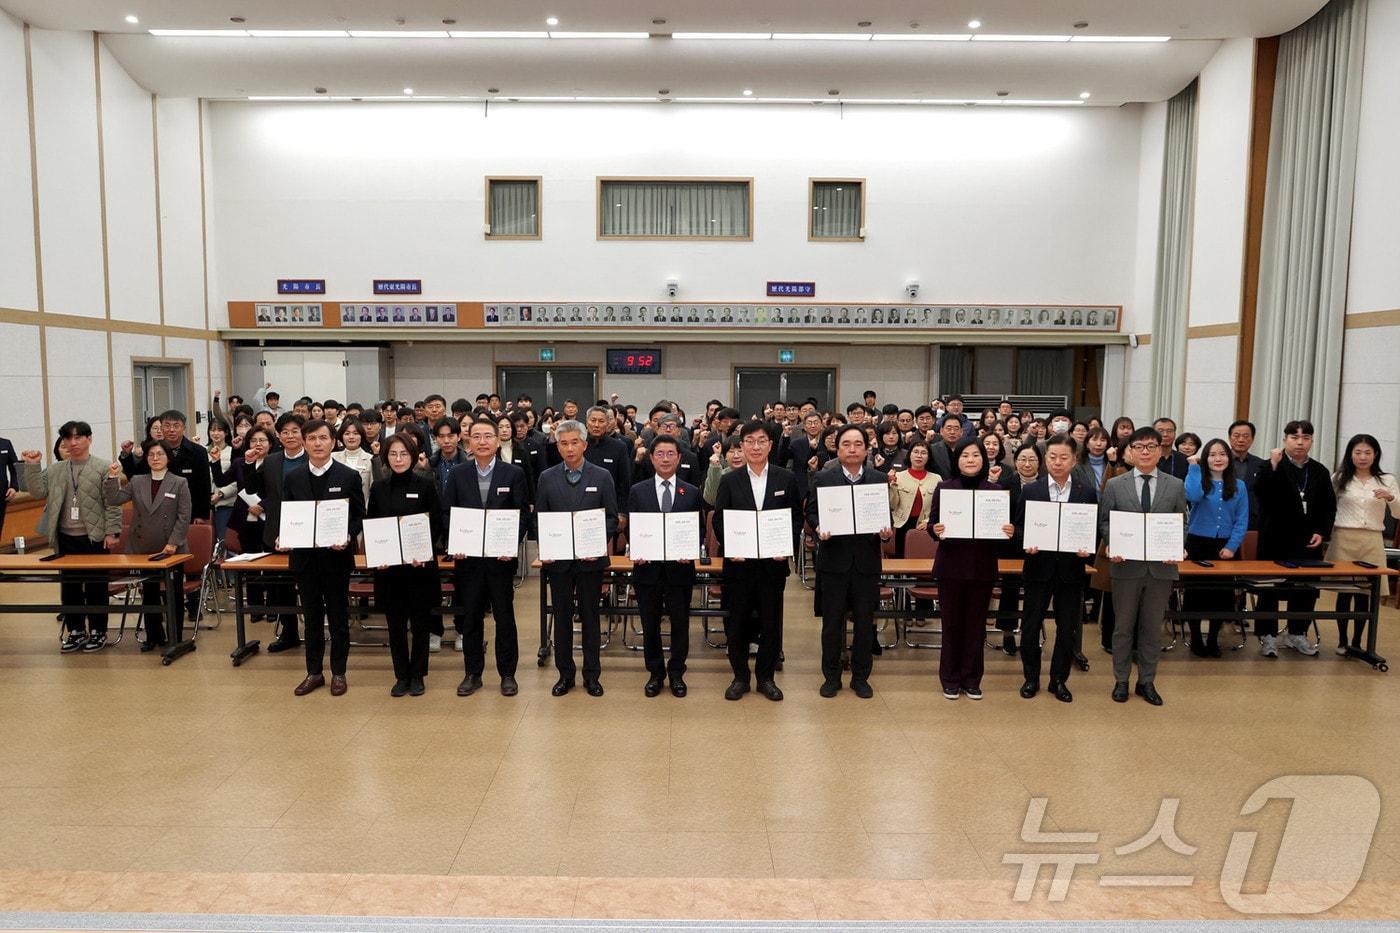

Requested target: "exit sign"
[
  {"left": 539, "top": 347, "right": 555, "bottom": 362},
  {"left": 778, "top": 349, "right": 795, "bottom": 364}
]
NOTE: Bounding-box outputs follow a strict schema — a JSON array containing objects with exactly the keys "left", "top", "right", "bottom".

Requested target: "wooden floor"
[{"left": 0, "top": 568, "right": 1397, "bottom": 921}]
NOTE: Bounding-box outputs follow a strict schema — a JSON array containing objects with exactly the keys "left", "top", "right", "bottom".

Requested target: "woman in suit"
[
  {"left": 367, "top": 432, "right": 444, "bottom": 697},
  {"left": 927, "top": 438, "right": 1015, "bottom": 699},
  {"left": 888, "top": 440, "right": 939, "bottom": 556},
  {"left": 103, "top": 440, "right": 192, "bottom": 651},
  {"left": 869, "top": 421, "right": 908, "bottom": 473}
]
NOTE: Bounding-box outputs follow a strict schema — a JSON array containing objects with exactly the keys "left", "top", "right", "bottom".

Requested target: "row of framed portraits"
[
  {"left": 483, "top": 303, "right": 1120, "bottom": 330},
  {"left": 339, "top": 304, "right": 460, "bottom": 327},
  {"left": 255, "top": 303, "right": 324, "bottom": 326}
]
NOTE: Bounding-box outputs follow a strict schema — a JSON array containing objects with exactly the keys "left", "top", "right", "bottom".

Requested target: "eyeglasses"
[
  {"left": 1129, "top": 443, "right": 1160, "bottom": 453},
  {"left": 741, "top": 437, "right": 770, "bottom": 447}
]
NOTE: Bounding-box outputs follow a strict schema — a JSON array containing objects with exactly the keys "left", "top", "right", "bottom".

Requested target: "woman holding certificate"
[
  {"left": 367, "top": 432, "right": 443, "bottom": 697},
  {"left": 927, "top": 438, "right": 1014, "bottom": 700}
]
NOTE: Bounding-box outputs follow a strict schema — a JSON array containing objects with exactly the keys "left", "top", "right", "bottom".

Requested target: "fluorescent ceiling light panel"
[
  {"left": 347, "top": 30, "right": 450, "bottom": 38},
  {"left": 771, "top": 32, "right": 872, "bottom": 40},
  {"left": 1069, "top": 35, "right": 1171, "bottom": 42},
  {"left": 872, "top": 33, "right": 972, "bottom": 41},
  {"left": 149, "top": 28, "right": 250, "bottom": 36},
  {"left": 449, "top": 30, "right": 550, "bottom": 38},
  {"left": 247, "top": 29, "right": 349, "bottom": 37},
  {"left": 671, "top": 32, "right": 772, "bottom": 39},
  {"left": 547, "top": 31, "right": 649, "bottom": 38},
  {"left": 971, "top": 34, "right": 1071, "bottom": 41}
]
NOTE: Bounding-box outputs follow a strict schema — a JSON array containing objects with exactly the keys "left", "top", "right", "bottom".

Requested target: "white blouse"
[
  {"left": 333, "top": 447, "right": 375, "bottom": 502},
  {"left": 1333, "top": 473, "right": 1400, "bottom": 532}
]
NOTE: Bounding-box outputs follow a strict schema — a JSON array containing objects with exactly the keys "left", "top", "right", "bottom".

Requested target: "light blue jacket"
[{"left": 1184, "top": 463, "right": 1248, "bottom": 553}]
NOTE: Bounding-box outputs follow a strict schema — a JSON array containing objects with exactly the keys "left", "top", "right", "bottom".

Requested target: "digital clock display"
[{"left": 606, "top": 348, "right": 662, "bottom": 374}]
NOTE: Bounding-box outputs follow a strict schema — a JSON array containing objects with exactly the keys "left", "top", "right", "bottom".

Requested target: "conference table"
[{"left": 0, "top": 553, "right": 193, "bottom": 664}]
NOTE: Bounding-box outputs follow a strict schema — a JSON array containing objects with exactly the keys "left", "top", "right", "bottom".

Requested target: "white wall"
[
  {"left": 0, "top": 10, "right": 37, "bottom": 313},
  {"left": 99, "top": 42, "right": 160, "bottom": 325}
]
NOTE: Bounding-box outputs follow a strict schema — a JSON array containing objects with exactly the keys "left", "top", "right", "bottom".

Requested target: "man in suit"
[
  {"left": 124, "top": 410, "right": 214, "bottom": 524},
  {"left": 1227, "top": 419, "right": 1269, "bottom": 530},
  {"left": 579, "top": 405, "right": 631, "bottom": 504},
  {"left": 633, "top": 416, "right": 701, "bottom": 489},
  {"left": 626, "top": 435, "right": 703, "bottom": 697},
  {"left": 1015, "top": 434, "right": 1098, "bottom": 703},
  {"left": 276, "top": 419, "right": 364, "bottom": 696},
  {"left": 536, "top": 420, "right": 619, "bottom": 696},
  {"left": 786, "top": 411, "right": 825, "bottom": 501},
  {"left": 245, "top": 412, "right": 307, "bottom": 652},
  {"left": 714, "top": 421, "right": 803, "bottom": 701},
  {"left": 807, "top": 425, "right": 894, "bottom": 699},
  {"left": 1098, "top": 427, "right": 1188, "bottom": 706},
  {"left": 1153, "top": 418, "right": 1191, "bottom": 480},
  {"left": 444, "top": 417, "right": 529, "bottom": 697},
  {"left": 928, "top": 417, "right": 964, "bottom": 479},
  {"left": 0, "top": 433, "right": 18, "bottom": 541}
]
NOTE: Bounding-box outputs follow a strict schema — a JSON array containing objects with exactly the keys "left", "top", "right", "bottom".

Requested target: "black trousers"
[
  {"left": 56, "top": 532, "right": 108, "bottom": 634},
  {"left": 456, "top": 559, "right": 519, "bottom": 678},
  {"left": 549, "top": 568, "right": 603, "bottom": 681},
  {"left": 635, "top": 580, "right": 692, "bottom": 679},
  {"left": 1020, "top": 574, "right": 1084, "bottom": 684},
  {"left": 725, "top": 571, "right": 784, "bottom": 684},
  {"left": 1254, "top": 583, "right": 1316, "bottom": 637},
  {"left": 1335, "top": 592, "right": 1370, "bottom": 647},
  {"left": 297, "top": 566, "right": 351, "bottom": 676},
  {"left": 995, "top": 574, "right": 1020, "bottom": 634},
  {"left": 938, "top": 579, "right": 994, "bottom": 691},
  {"left": 819, "top": 569, "right": 877, "bottom": 683},
  {"left": 1185, "top": 535, "right": 1234, "bottom": 641},
  {"left": 140, "top": 577, "right": 184, "bottom": 645},
  {"left": 1096, "top": 590, "right": 1117, "bottom": 651},
  {"left": 379, "top": 565, "right": 435, "bottom": 681}
]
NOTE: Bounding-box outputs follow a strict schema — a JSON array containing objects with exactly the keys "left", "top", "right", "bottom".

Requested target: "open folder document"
[
  {"left": 1022, "top": 500, "right": 1098, "bottom": 553},
  {"left": 362, "top": 513, "right": 435, "bottom": 567},
  {"left": 816, "top": 483, "right": 892, "bottom": 536},
  {"left": 278, "top": 498, "right": 350, "bottom": 549},
  {"left": 938, "top": 489, "right": 1011, "bottom": 540},
  {"left": 446, "top": 507, "right": 521, "bottom": 559},
  {"left": 722, "top": 508, "right": 794, "bottom": 559},
  {"left": 1108, "top": 511, "right": 1185, "bottom": 562},
  {"left": 628, "top": 511, "right": 702, "bottom": 562},
  {"left": 536, "top": 508, "right": 609, "bottom": 561}
]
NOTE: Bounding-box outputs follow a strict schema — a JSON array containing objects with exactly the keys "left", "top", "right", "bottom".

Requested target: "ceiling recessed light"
[
  {"left": 124, "top": 14, "right": 139, "bottom": 24},
  {"left": 403, "top": 87, "right": 414, "bottom": 95},
  {"left": 1079, "top": 91, "right": 1091, "bottom": 99},
  {"left": 742, "top": 88, "right": 753, "bottom": 96},
  {"left": 545, "top": 16, "right": 559, "bottom": 26},
  {"left": 967, "top": 19, "right": 981, "bottom": 29}
]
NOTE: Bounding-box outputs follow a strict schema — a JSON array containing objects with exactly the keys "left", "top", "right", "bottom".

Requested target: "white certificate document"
[
  {"left": 536, "top": 511, "right": 575, "bottom": 561},
  {"left": 974, "top": 490, "right": 1011, "bottom": 540},
  {"left": 665, "top": 511, "right": 702, "bottom": 561},
  {"left": 398, "top": 513, "right": 434, "bottom": 563},
  {"left": 757, "top": 508, "right": 794, "bottom": 558},
  {"left": 816, "top": 486, "right": 856, "bottom": 537},
  {"left": 939, "top": 489, "right": 975, "bottom": 539},
  {"left": 1108, "top": 510, "right": 1146, "bottom": 561},
  {"left": 362, "top": 516, "right": 403, "bottom": 567},
  {"left": 237, "top": 490, "right": 261, "bottom": 508},
  {"left": 628, "top": 512, "right": 666, "bottom": 561},
  {"left": 1022, "top": 499, "right": 1062, "bottom": 552},
  {"left": 722, "top": 509, "right": 759, "bottom": 559},
  {"left": 1145, "top": 513, "right": 1185, "bottom": 562},
  {"left": 278, "top": 500, "right": 316, "bottom": 549},
  {"left": 314, "top": 499, "right": 350, "bottom": 547},
  {"left": 1059, "top": 503, "right": 1098, "bottom": 554},
  {"left": 447, "top": 506, "right": 485, "bottom": 557},
  {"left": 852, "top": 484, "right": 893, "bottom": 534},
  {"left": 572, "top": 508, "right": 608, "bottom": 559},
  {"left": 483, "top": 510, "right": 520, "bottom": 559}
]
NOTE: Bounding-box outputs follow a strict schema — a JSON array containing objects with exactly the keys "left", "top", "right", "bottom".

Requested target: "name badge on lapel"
[
  {"left": 603, "top": 458, "right": 614, "bottom": 464},
  {"left": 497, "top": 487, "right": 511, "bottom": 494},
  {"left": 775, "top": 490, "right": 786, "bottom": 497},
  {"left": 180, "top": 468, "right": 192, "bottom": 474},
  {"left": 329, "top": 487, "right": 342, "bottom": 493},
  {"left": 164, "top": 492, "right": 177, "bottom": 499},
  {"left": 405, "top": 493, "right": 419, "bottom": 499},
  {"left": 585, "top": 486, "right": 598, "bottom": 493}
]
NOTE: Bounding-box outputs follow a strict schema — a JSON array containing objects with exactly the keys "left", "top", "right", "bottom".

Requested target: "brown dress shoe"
[
  {"left": 294, "top": 674, "right": 325, "bottom": 696},
  {"left": 330, "top": 675, "right": 348, "bottom": 696}
]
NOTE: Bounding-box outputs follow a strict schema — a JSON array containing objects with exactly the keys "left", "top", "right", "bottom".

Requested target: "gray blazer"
[
  {"left": 104, "top": 473, "right": 192, "bottom": 553},
  {"left": 1097, "top": 469, "right": 1189, "bottom": 581}
]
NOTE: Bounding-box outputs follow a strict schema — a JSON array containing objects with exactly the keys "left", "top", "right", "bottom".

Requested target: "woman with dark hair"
[
  {"left": 1183, "top": 438, "right": 1248, "bottom": 656},
  {"left": 702, "top": 435, "right": 746, "bottom": 507},
  {"left": 927, "top": 438, "right": 1015, "bottom": 699},
  {"left": 1081, "top": 427, "right": 1113, "bottom": 489},
  {"left": 889, "top": 440, "right": 939, "bottom": 556},
  {"left": 977, "top": 408, "right": 999, "bottom": 435},
  {"left": 332, "top": 417, "right": 374, "bottom": 502},
  {"left": 1002, "top": 414, "right": 1025, "bottom": 454},
  {"left": 1109, "top": 416, "right": 1135, "bottom": 449},
  {"left": 1175, "top": 432, "right": 1201, "bottom": 459},
  {"left": 119, "top": 416, "right": 165, "bottom": 478},
  {"left": 1328, "top": 434, "right": 1400, "bottom": 653},
  {"left": 869, "top": 421, "right": 908, "bottom": 472}
]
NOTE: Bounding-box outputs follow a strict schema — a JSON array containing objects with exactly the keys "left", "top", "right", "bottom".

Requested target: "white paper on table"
[
  {"left": 1022, "top": 499, "right": 1062, "bottom": 551},
  {"left": 278, "top": 500, "right": 316, "bottom": 548},
  {"left": 1058, "top": 503, "right": 1098, "bottom": 554},
  {"left": 362, "top": 516, "right": 404, "bottom": 567},
  {"left": 939, "top": 489, "right": 975, "bottom": 539},
  {"left": 223, "top": 551, "right": 270, "bottom": 563},
  {"left": 571, "top": 508, "right": 608, "bottom": 559},
  {"left": 665, "top": 511, "right": 702, "bottom": 561},
  {"left": 628, "top": 512, "right": 667, "bottom": 561},
  {"left": 237, "top": 490, "right": 261, "bottom": 508},
  {"left": 816, "top": 485, "right": 856, "bottom": 537},
  {"left": 314, "top": 499, "right": 350, "bottom": 547},
  {"left": 757, "top": 508, "right": 794, "bottom": 558},
  {"left": 447, "top": 506, "right": 485, "bottom": 557},
  {"left": 1108, "top": 510, "right": 1146, "bottom": 561},
  {"left": 398, "top": 513, "right": 434, "bottom": 563},
  {"left": 852, "top": 483, "right": 893, "bottom": 534},
  {"left": 974, "top": 490, "right": 1011, "bottom": 540},
  {"left": 722, "top": 509, "right": 759, "bottom": 559},
  {"left": 483, "top": 510, "right": 521, "bottom": 558},
  {"left": 1145, "top": 512, "right": 1185, "bottom": 562},
  {"left": 536, "top": 511, "right": 575, "bottom": 561}
]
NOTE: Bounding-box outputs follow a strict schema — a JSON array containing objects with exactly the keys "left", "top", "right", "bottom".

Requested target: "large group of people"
[{"left": 6, "top": 384, "right": 1397, "bottom": 707}]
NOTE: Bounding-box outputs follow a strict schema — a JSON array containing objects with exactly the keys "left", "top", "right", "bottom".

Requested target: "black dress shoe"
[
  {"left": 267, "top": 638, "right": 301, "bottom": 654},
  {"left": 551, "top": 677, "right": 574, "bottom": 697},
  {"left": 1189, "top": 637, "right": 1208, "bottom": 658},
  {"left": 819, "top": 679, "right": 841, "bottom": 698},
  {"left": 457, "top": 674, "right": 483, "bottom": 697},
  {"left": 850, "top": 680, "right": 873, "bottom": 699},
  {"left": 140, "top": 639, "right": 167, "bottom": 653},
  {"left": 1135, "top": 683, "right": 1163, "bottom": 706},
  {"left": 409, "top": 677, "right": 425, "bottom": 696},
  {"left": 500, "top": 675, "right": 518, "bottom": 696},
  {"left": 644, "top": 676, "right": 664, "bottom": 697},
  {"left": 584, "top": 679, "right": 604, "bottom": 697},
  {"left": 1002, "top": 633, "right": 1017, "bottom": 655},
  {"left": 1074, "top": 652, "right": 1090, "bottom": 672},
  {"left": 1206, "top": 641, "right": 1222, "bottom": 658},
  {"left": 1020, "top": 679, "right": 1039, "bottom": 699},
  {"left": 1112, "top": 681, "right": 1129, "bottom": 703},
  {"left": 724, "top": 680, "right": 750, "bottom": 701},
  {"left": 391, "top": 678, "right": 409, "bottom": 697},
  {"left": 1048, "top": 680, "right": 1073, "bottom": 703},
  {"left": 757, "top": 680, "right": 783, "bottom": 701},
  {"left": 670, "top": 678, "right": 687, "bottom": 698}
]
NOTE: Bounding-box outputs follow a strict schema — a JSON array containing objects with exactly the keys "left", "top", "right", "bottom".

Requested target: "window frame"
[
  {"left": 808, "top": 177, "right": 866, "bottom": 242},
  {"left": 596, "top": 176, "right": 755, "bottom": 241},
  {"left": 484, "top": 176, "right": 542, "bottom": 240}
]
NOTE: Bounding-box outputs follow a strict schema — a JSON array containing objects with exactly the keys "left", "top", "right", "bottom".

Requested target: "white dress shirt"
[
  {"left": 747, "top": 465, "right": 769, "bottom": 507},
  {"left": 654, "top": 472, "right": 678, "bottom": 510}
]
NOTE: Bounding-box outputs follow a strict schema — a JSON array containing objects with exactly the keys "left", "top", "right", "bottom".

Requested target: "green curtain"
[{"left": 1148, "top": 80, "right": 1198, "bottom": 424}]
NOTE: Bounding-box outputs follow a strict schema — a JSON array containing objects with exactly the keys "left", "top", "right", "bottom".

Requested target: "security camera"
[
  {"left": 665, "top": 278, "right": 679, "bottom": 299},
  {"left": 904, "top": 280, "right": 920, "bottom": 300}
]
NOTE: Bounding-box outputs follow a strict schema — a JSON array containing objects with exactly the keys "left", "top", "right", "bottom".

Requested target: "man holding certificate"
[
  {"left": 625, "top": 435, "right": 703, "bottom": 698},
  {"left": 714, "top": 421, "right": 802, "bottom": 701},
  {"left": 807, "top": 425, "right": 894, "bottom": 699},
  {"left": 443, "top": 417, "right": 530, "bottom": 697},
  {"left": 277, "top": 419, "right": 365, "bottom": 696},
  {"left": 1098, "top": 426, "right": 1189, "bottom": 706},
  {"left": 535, "top": 420, "right": 619, "bottom": 697},
  {"left": 1013, "top": 434, "right": 1098, "bottom": 703}
]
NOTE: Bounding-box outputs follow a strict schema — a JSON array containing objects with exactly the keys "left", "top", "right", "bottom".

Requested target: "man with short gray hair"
[{"left": 583, "top": 405, "right": 631, "bottom": 500}]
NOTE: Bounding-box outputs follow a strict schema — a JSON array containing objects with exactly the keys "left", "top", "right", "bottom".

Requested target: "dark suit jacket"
[
  {"left": 367, "top": 468, "right": 445, "bottom": 550},
  {"left": 806, "top": 465, "right": 888, "bottom": 575},
  {"left": 1231, "top": 452, "right": 1269, "bottom": 530},
  {"left": 929, "top": 441, "right": 957, "bottom": 480},
  {"left": 786, "top": 433, "right": 821, "bottom": 500},
  {"left": 1255, "top": 458, "right": 1336, "bottom": 559},
  {"left": 585, "top": 435, "right": 632, "bottom": 501},
  {"left": 534, "top": 460, "right": 619, "bottom": 573},
  {"left": 441, "top": 459, "right": 529, "bottom": 566},
  {"left": 1158, "top": 450, "right": 1191, "bottom": 481},
  {"left": 625, "top": 475, "right": 702, "bottom": 586},
  {"left": 633, "top": 446, "right": 701, "bottom": 490},
  {"left": 281, "top": 460, "right": 365, "bottom": 574},
  {"left": 713, "top": 464, "right": 802, "bottom": 580},
  {"left": 245, "top": 450, "right": 307, "bottom": 550},
  {"left": 126, "top": 437, "right": 213, "bottom": 521},
  {"left": 1013, "top": 475, "right": 1099, "bottom": 583},
  {"left": 928, "top": 477, "right": 1008, "bottom": 582}
]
